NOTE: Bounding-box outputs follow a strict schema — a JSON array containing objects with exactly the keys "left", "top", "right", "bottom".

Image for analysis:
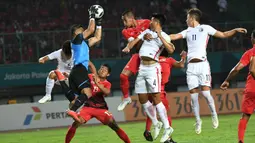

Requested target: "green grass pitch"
[{"left": 1, "top": 114, "right": 255, "bottom": 143}]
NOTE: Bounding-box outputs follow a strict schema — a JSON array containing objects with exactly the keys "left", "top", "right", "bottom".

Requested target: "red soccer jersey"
[
  {"left": 84, "top": 74, "right": 112, "bottom": 109},
  {"left": 239, "top": 45, "right": 255, "bottom": 93},
  {"left": 159, "top": 56, "right": 177, "bottom": 89},
  {"left": 122, "top": 19, "right": 150, "bottom": 42}
]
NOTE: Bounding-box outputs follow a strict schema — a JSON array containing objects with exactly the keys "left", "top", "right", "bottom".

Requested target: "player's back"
[
  {"left": 181, "top": 24, "right": 216, "bottom": 62},
  {"left": 47, "top": 49, "right": 73, "bottom": 71},
  {"left": 71, "top": 33, "right": 90, "bottom": 69}
]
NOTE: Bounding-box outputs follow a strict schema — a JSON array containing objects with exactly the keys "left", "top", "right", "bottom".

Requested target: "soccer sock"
[
  {"left": 65, "top": 125, "right": 77, "bottom": 143},
  {"left": 168, "top": 115, "right": 172, "bottom": 126},
  {"left": 59, "top": 81, "right": 76, "bottom": 102},
  {"left": 201, "top": 91, "right": 217, "bottom": 116},
  {"left": 238, "top": 118, "right": 248, "bottom": 143},
  {"left": 70, "top": 94, "right": 88, "bottom": 111},
  {"left": 116, "top": 128, "right": 131, "bottom": 143},
  {"left": 145, "top": 116, "right": 152, "bottom": 131},
  {"left": 156, "top": 102, "right": 170, "bottom": 129},
  {"left": 45, "top": 76, "right": 55, "bottom": 96},
  {"left": 120, "top": 74, "right": 130, "bottom": 98},
  {"left": 142, "top": 101, "right": 158, "bottom": 126},
  {"left": 191, "top": 93, "right": 201, "bottom": 122}
]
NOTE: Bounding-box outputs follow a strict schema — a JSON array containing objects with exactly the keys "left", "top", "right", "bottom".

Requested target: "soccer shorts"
[
  {"left": 242, "top": 92, "right": 255, "bottom": 114},
  {"left": 68, "top": 64, "right": 90, "bottom": 94},
  {"left": 78, "top": 107, "right": 113, "bottom": 125},
  {"left": 186, "top": 61, "right": 211, "bottom": 90},
  {"left": 135, "top": 63, "right": 161, "bottom": 94},
  {"left": 123, "top": 53, "right": 140, "bottom": 75}
]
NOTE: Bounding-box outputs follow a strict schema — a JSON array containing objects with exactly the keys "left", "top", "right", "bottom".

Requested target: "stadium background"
[{"left": 0, "top": 0, "right": 255, "bottom": 142}]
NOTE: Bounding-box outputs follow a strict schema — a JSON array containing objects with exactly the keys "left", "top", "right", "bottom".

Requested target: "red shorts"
[
  {"left": 242, "top": 92, "right": 255, "bottom": 114},
  {"left": 148, "top": 91, "right": 169, "bottom": 111},
  {"left": 78, "top": 107, "right": 113, "bottom": 125},
  {"left": 124, "top": 54, "right": 140, "bottom": 75}
]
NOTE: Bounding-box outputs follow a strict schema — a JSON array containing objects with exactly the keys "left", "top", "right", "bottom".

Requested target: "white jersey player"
[
  {"left": 38, "top": 40, "right": 73, "bottom": 103},
  {"left": 170, "top": 8, "right": 247, "bottom": 134},
  {"left": 123, "top": 13, "right": 175, "bottom": 143}
]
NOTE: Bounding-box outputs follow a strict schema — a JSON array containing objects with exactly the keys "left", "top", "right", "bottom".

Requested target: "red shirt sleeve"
[
  {"left": 240, "top": 50, "right": 251, "bottom": 67},
  {"left": 167, "top": 57, "right": 177, "bottom": 68}
]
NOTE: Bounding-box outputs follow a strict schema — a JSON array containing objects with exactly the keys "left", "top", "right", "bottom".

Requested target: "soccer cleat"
[
  {"left": 54, "top": 70, "right": 66, "bottom": 81},
  {"left": 66, "top": 110, "right": 81, "bottom": 123},
  {"left": 38, "top": 95, "right": 51, "bottom": 103},
  {"left": 164, "top": 138, "right": 177, "bottom": 143},
  {"left": 194, "top": 120, "right": 202, "bottom": 134},
  {"left": 143, "top": 130, "right": 153, "bottom": 142},
  {"left": 117, "top": 97, "right": 132, "bottom": 111},
  {"left": 212, "top": 114, "right": 219, "bottom": 129},
  {"left": 160, "top": 127, "right": 174, "bottom": 143},
  {"left": 153, "top": 121, "right": 163, "bottom": 140}
]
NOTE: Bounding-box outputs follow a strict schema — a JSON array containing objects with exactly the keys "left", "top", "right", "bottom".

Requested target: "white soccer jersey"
[
  {"left": 180, "top": 24, "right": 217, "bottom": 62},
  {"left": 137, "top": 29, "right": 171, "bottom": 61},
  {"left": 47, "top": 49, "right": 73, "bottom": 72}
]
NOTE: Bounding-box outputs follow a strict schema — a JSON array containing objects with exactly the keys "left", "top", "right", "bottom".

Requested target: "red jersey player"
[
  {"left": 220, "top": 30, "right": 255, "bottom": 143},
  {"left": 118, "top": 10, "right": 151, "bottom": 111},
  {"left": 65, "top": 64, "right": 131, "bottom": 143},
  {"left": 144, "top": 49, "right": 187, "bottom": 143}
]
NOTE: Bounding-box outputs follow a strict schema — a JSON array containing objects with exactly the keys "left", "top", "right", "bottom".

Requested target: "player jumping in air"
[
  {"left": 169, "top": 8, "right": 247, "bottom": 134},
  {"left": 55, "top": 5, "right": 103, "bottom": 122},
  {"left": 118, "top": 10, "right": 151, "bottom": 111},
  {"left": 123, "top": 13, "right": 175, "bottom": 143},
  {"left": 38, "top": 40, "right": 73, "bottom": 103},
  {"left": 220, "top": 29, "right": 255, "bottom": 143},
  {"left": 58, "top": 64, "right": 131, "bottom": 143}
]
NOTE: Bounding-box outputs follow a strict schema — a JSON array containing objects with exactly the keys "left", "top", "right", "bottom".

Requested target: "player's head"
[
  {"left": 62, "top": 40, "right": 72, "bottom": 57},
  {"left": 150, "top": 13, "right": 166, "bottom": 31},
  {"left": 122, "top": 10, "right": 135, "bottom": 28},
  {"left": 70, "top": 24, "right": 84, "bottom": 38},
  {"left": 251, "top": 29, "right": 255, "bottom": 45},
  {"left": 98, "top": 64, "right": 111, "bottom": 78},
  {"left": 160, "top": 48, "right": 169, "bottom": 57},
  {"left": 186, "top": 8, "right": 202, "bottom": 27}
]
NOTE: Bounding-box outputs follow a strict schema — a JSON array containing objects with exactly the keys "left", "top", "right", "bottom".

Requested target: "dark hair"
[
  {"left": 62, "top": 40, "right": 71, "bottom": 56},
  {"left": 101, "top": 63, "right": 111, "bottom": 74},
  {"left": 187, "top": 8, "right": 202, "bottom": 22},
  {"left": 122, "top": 10, "right": 134, "bottom": 18},
  {"left": 70, "top": 24, "right": 83, "bottom": 37},
  {"left": 252, "top": 29, "right": 255, "bottom": 38},
  {"left": 160, "top": 48, "right": 169, "bottom": 57},
  {"left": 152, "top": 13, "right": 166, "bottom": 26}
]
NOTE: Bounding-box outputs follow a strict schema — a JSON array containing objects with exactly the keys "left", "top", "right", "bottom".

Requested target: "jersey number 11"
[{"left": 192, "top": 34, "right": 196, "bottom": 41}]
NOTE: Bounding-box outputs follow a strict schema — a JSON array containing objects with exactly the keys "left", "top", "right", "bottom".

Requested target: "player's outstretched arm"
[
  {"left": 213, "top": 28, "right": 247, "bottom": 38},
  {"left": 88, "top": 61, "right": 97, "bottom": 75},
  {"left": 173, "top": 51, "right": 187, "bottom": 68},
  {"left": 169, "top": 34, "right": 183, "bottom": 41},
  {"left": 88, "top": 26, "right": 102, "bottom": 47},
  {"left": 38, "top": 56, "right": 49, "bottom": 64},
  {"left": 220, "top": 62, "right": 245, "bottom": 90},
  {"left": 83, "top": 19, "right": 96, "bottom": 40},
  {"left": 156, "top": 30, "right": 175, "bottom": 54},
  {"left": 249, "top": 56, "right": 255, "bottom": 79},
  {"left": 122, "top": 38, "right": 141, "bottom": 53}
]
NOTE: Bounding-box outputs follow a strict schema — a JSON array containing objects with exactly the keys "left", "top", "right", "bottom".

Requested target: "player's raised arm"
[
  {"left": 156, "top": 30, "right": 175, "bottom": 54},
  {"left": 249, "top": 56, "right": 255, "bottom": 79},
  {"left": 172, "top": 51, "right": 187, "bottom": 68},
  {"left": 83, "top": 6, "right": 97, "bottom": 39},
  {"left": 213, "top": 28, "right": 247, "bottom": 38},
  {"left": 88, "top": 61, "right": 97, "bottom": 75},
  {"left": 88, "top": 25, "right": 102, "bottom": 47}
]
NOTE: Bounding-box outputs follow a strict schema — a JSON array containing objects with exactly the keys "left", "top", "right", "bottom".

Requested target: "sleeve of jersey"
[
  {"left": 205, "top": 25, "right": 217, "bottom": 36},
  {"left": 122, "top": 30, "right": 134, "bottom": 42},
  {"left": 72, "top": 33, "right": 83, "bottom": 45},
  {"left": 47, "top": 50, "right": 60, "bottom": 60},
  {"left": 168, "top": 58, "right": 177, "bottom": 67},
  {"left": 179, "top": 29, "right": 187, "bottom": 38},
  {"left": 137, "top": 29, "right": 149, "bottom": 40},
  {"left": 239, "top": 51, "right": 250, "bottom": 66}
]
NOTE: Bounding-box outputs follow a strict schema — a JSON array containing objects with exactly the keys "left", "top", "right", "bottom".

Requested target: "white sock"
[
  {"left": 201, "top": 90, "right": 217, "bottom": 116},
  {"left": 45, "top": 76, "right": 55, "bottom": 96},
  {"left": 142, "top": 101, "right": 158, "bottom": 126},
  {"left": 191, "top": 93, "right": 201, "bottom": 122},
  {"left": 156, "top": 102, "right": 170, "bottom": 129}
]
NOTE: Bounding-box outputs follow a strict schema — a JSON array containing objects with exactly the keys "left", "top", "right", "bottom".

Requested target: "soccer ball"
[{"left": 92, "top": 5, "right": 104, "bottom": 19}]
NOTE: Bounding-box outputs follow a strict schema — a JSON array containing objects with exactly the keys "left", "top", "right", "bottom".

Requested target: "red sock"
[
  {"left": 238, "top": 118, "right": 248, "bottom": 143},
  {"left": 145, "top": 116, "right": 152, "bottom": 131},
  {"left": 65, "top": 125, "right": 77, "bottom": 143},
  {"left": 116, "top": 128, "right": 131, "bottom": 143},
  {"left": 168, "top": 115, "right": 172, "bottom": 126},
  {"left": 120, "top": 74, "right": 130, "bottom": 98}
]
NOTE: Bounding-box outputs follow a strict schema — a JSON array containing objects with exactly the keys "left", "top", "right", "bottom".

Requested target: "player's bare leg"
[
  {"left": 108, "top": 118, "right": 131, "bottom": 143},
  {"left": 190, "top": 87, "right": 202, "bottom": 134},
  {"left": 118, "top": 69, "right": 133, "bottom": 111},
  {"left": 201, "top": 86, "right": 218, "bottom": 129},
  {"left": 38, "top": 71, "right": 56, "bottom": 103},
  {"left": 238, "top": 113, "right": 251, "bottom": 143},
  {"left": 65, "top": 116, "right": 84, "bottom": 143}
]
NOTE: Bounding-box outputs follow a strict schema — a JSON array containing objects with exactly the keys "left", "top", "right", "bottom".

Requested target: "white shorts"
[
  {"left": 135, "top": 63, "right": 161, "bottom": 94},
  {"left": 186, "top": 61, "right": 211, "bottom": 90}
]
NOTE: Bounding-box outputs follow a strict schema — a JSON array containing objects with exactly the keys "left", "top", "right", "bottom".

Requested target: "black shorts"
[{"left": 69, "top": 64, "right": 90, "bottom": 94}]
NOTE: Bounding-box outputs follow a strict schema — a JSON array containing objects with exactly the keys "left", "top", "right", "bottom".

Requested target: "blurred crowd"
[{"left": 0, "top": 0, "right": 254, "bottom": 64}]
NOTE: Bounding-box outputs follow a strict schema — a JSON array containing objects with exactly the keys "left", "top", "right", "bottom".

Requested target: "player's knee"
[
  {"left": 120, "top": 73, "right": 129, "bottom": 81},
  {"left": 81, "top": 88, "right": 92, "bottom": 97},
  {"left": 241, "top": 113, "right": 251, "bottom": 120},
  {"left": 121, "top": 70, "right": 132, "bottom": 78},
  {"left": 49, "top": 71, "right": 56, "bottom": 80}
]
